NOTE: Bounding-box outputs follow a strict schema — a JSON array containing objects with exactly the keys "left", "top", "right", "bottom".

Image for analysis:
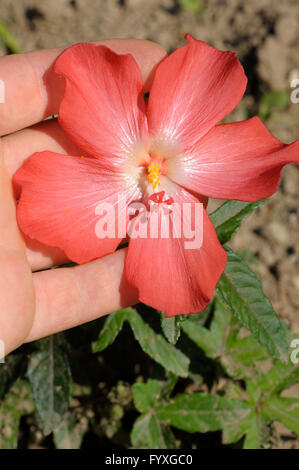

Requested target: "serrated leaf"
[
  {"left": 91, "top": 309, "right": 127, "bottom": 352},
  {"left": 27, "top": 335, "right": 70, "bottom": 435},
  {"left": 0, "top": 379, "right": 34, "bottom": 449},
  {"left": 242, "top": 412, "right": 262, "bottom": 449},
  {"left": 262, "top": 396, "right": 299, "bottom": 435},
  {"left": 156, "top": 393, "right": 251, "bottom": 434},
  {"left": 161, "top": 315, "right": 182, "bottom": 345},
  {"left": 181, "top": 319, "right": 216, "bottom": 357},
  {"left": 132, "top": 380, "right": 164, "bottom": 414},
  {"left": 257, "top": 360, "right": 299, "bottom": 396},
  {"left": 217, "top": 249, "right": 288, "bottom": 362},
  {"left": 181, "top": 298, "right": 231, "bottom": 358},
  {"left": 182, "top": 298, "right": 269, "bottom": 382},
  {"left": 92, "top": 308, "right": 189, "bottom": 377},
  {"left": 53, "top": 411, "right": 89, "bottom": 449},
  {"left": 226, "top": 335, "right": 269, "bottom": 366},
  {"left": 222, "top": 407, "right": 261, "bottom": 449},
  {"left": 131, "top": 413, "right": 177, "bottom": 449},
  {"left": 210, "top": 199, "right": 266, "bottom": 244},
  {"left": 126, "top": 309, "right": 189, "bottom": 377},
  {"left": 222, "top": 334, "right": 269, "bottom": 382}
]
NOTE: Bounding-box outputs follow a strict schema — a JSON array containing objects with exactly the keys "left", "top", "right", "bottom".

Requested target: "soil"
[{"left": 0, "top": 0, "right": 298, "bottom": 449}]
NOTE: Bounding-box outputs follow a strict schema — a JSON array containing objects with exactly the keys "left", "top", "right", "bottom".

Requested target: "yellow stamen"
[{"left": 147, "top": 161, "right": 160, "bottom": 190}]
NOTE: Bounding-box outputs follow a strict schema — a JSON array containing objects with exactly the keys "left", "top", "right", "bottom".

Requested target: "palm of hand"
[{"left": 0, "top": 39, "right": 166, "bottom": 356}]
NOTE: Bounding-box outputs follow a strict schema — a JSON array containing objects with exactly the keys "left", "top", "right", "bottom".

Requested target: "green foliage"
[
  {"left": 217, "top": 248, "right": 289, "bottom": 362},
  {"left": 160, "top": 314, "right": 185, "bottom": 345},
  {"left": 0, "top": 20, "right": 20, "bottom": 54},
  {"left": 131, "top": 379, "right": 178, "bottom": 449},
  {"left": 1, "top": 198, "right": 298, "bottom": 449},
  {"left": 27, "top": 335, "right": 71, "bottom": 435},
  {"left": 210, "top": 199, "right": 267, "bottom": 244},
  {"left": 258, "top": 90, "right": 289, "bottom": 121},
  {"left": 92, "top": 308, "right": 190, "bottom": 377},
  {"left": 262, "top": 397, "right": 299, "bottom": 435},
  {"left": 0, "top": 380, "right": 34, "bottom": 449},
  {"left": 178, "top": 0, "right": 208, "bottom": 15},
  {"left": 53, "top": 411, "right": 89, "bottom": 449},
  {"left": 180, "top": 297, "right": 299, "bottom": 447},
  {"left": 155, "top": 393, "right": 251, "bottom": 434}
]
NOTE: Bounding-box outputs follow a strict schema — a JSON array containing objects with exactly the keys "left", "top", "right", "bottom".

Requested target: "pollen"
[{"left": 147, "top": 161, "right": 160, "bottom": 190}]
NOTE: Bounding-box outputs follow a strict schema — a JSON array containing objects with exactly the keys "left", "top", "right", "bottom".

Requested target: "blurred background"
[
  {"left": 0, "top": 0, "right": 298, "bottom": 448},
  {"left": 0, "top": 0, "right": 297, "bottom": 330}
]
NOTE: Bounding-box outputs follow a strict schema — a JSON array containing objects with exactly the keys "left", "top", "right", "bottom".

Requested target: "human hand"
[{"left": 0, "top": 39, "right": 166, "bottom": 357}]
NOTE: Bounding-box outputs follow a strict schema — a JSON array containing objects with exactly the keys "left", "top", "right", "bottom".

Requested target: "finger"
[
  {"left": 25, "top": 248, "right": 138, "bottom": 343},
  {"left": 3, "top": 118, "right": 81, "bottom": 178},
  {"left": 25, "top": 235, "right": 69, "bottom": 272},
  {"left": 0, "top": 143, "right": 35, "bottom": 355},
  {"left": 0, "top": 39, "right": 167, "bottom": 136},
  {"left": 0, "top": 143, "right": 25, "bottom": 250},
  {"left": 1, "top": 119, "right": 74, "bottom": 270},
  {"left": 2, "top": 119, "right": 116, "bottom": 272}
]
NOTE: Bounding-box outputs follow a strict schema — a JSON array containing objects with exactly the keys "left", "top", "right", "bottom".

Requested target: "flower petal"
[
  {"left": 168, "top": 116, "right": 299, "bottom": 201},
  {"left": 125, "top": 188, "right": 226, "bottom": 316},
  {"left": 14, "top": 151, "right": 141, "bottom": 264},
  {"left": 147, "top": 34, "right": 247, "bottom": 150},
  {"left": 54, "top": 43, "right": 148, "bottom": 171}
]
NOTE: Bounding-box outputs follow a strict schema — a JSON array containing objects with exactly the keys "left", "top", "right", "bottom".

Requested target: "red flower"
[{"left": 14, "top": 35, "right": 299, "bottom": 317}]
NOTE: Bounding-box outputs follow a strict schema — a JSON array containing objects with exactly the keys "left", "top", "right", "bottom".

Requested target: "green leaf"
[
  {"left": 182, "top": 296, "right": 271, "bottom": 384},
  {"left": 210, "top": 199, "right": 266, "bottom": 244},
  {"left": 0, "top": 20, "right": 20, "bottom": 54},
  {"left": 127, "top": 309, "right": 189, "bottom": 377},
  {"left": 242, "top": 412, "right": 262, "bottom": 449},
  {"left": 262, "top": 396, "right": 299, "bottom": 434},
  {"left": 131, "top": 378, "right": 178, "bottom": 448},
  {"left": 131, "top": 413, "right": 177, "bottom": 449},
  {"left": 0, "top": 379, "right": 34, "bottom": 449},
  {"left": 53, "top": 411, "right": 89, "bottom": 449},
  {"left": 222, "top": 407, "right": 261, "bottom": 449},
  {"left": 258, "top": 90, "right": 289, "bottom": 121},
  {"left": 181, "top": 319, "right": 216, "bottom": 357},
  {"left": 132, "top": 380, "right": 164, "bottom": 414},
  {"left": 217, "top": 249, "right": 288, "bottom": 362},
  {"left": 92, "top": 308, "right": 190, "bottom": 377},
  {"left": 156, "top": 393, "right": 251, "bottom": 434},
  {"left": 161, "top": 314, "right": 183, "bottom": 345},
  {"left": 256, "top": 360, "right": 299, "bottom": 396},
  {"left": 178, "top": 0, "right": 208, "bottom": 14},
  {"left": 222, "top": 334, "right": 269, "bottom": 382},
  {"left": 27, "top": 335, "right": 70, "bottom": 435},
  {"left": 181, "top": 298, "right": 234, "bottom": 359},
  {"left": 91, "top": 309, "right": 127, "bottom": 352}
]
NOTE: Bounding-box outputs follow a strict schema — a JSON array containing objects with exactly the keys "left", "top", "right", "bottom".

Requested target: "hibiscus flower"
[{"left": 14, "top": 35, "right": 299, "bottom": 317}]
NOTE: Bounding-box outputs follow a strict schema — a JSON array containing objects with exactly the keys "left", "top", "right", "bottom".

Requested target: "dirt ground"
[{"left": 0, "top": 0, "right": 298, "bottom": 449}]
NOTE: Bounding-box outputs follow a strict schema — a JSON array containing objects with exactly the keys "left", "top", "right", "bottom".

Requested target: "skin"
[{"left": 0, "top": 39, "right": 167, "bottom": 357}]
